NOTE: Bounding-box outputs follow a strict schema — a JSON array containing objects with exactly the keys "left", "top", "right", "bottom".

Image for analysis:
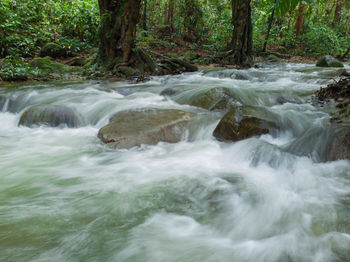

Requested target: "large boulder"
[
  {"left": 316, "top": 55, "right": 344, "bottom": 68},
  {"left": 174, "top": 88, "right": 239, "bottom": 111},
  {"left": 98, "top": 108, "right": 194, "bottom": 149},
  {"left": 213, "top": 106, "right": 277, "bottom": 142},
  {"left": 18, "top": 105, "right": 81, "bottom": 127}
]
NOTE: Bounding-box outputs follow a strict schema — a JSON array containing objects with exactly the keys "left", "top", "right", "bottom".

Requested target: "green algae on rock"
[
  {"left": 98, "top": 108, "right": 194, "bottom": 149},
  {"left": 316, "top": 55, "right": 344, "bottom": 68}
]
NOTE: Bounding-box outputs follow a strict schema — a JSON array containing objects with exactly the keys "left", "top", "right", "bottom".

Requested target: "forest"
[
  {"left": 1, "top": 1, "right": 350, "bottom": 262},
  {"left": 0, "top": 0, "right": 349, "bottom": 81}
]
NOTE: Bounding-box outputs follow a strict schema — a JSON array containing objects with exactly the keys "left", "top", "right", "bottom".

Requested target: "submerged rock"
[
  {"left": 160, "top": 87, "right": 179, "bottom": 97},
  {"left": 18, "top": 105, "right": 81, "bottom": 127},
  {"left": 98, "top": 108, "right": 194, "bottom": 149},
  {"left": 213, "top": 106, "right": 277, "bottom": 142},
  {"left": 316, "top": 55, "right": 344, "bottom": 68},
  {"left": 276, "top": 96, "right": 302, "bottom": 105},
  {"left": 0, "top": 95, "right": 5, "bottom": 110},
  {"left": 326, "top": 125, "right": 350, "bottom": 161},
  {"left": 315, "top": 76, "right": 350, "bottom": 161},
  {"left": 320, "top": 69, "right": 350, "bottom": 77},
  {"left": 175, "top": 88, "right": 238, "bottom": 111}
]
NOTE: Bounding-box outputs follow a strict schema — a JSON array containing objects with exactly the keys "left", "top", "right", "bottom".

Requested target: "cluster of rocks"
[
  {"left": 96, "top": 87, "right": 281, "bottom": 149},
  {"left": 315, "top": 75, "right": 350, "bottom": 161},
  {"left": 8, "top": 53, "right": 350, "bottom": 161}
]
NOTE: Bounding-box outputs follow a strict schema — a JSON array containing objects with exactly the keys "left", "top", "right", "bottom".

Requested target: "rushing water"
[{"left": 1, "top": 63, "right": 350, "bottom": 262}]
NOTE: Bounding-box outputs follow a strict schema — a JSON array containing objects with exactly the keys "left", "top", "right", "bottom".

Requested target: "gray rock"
[
  {"left": 276, "top": 96, "right": 302, "bottom": 105},
  {"left": 0, "top": 95, "right": 5, "bottom": 110},
  {"left": 19, "top": 105, "right": 81, "bottom": 127},
  {"left": 316, "top": 55, "right": 344, "bottom": 67},
  {"left": 175, "top": 87, "right": 239, "bottom": 111},
  {"left": 326, "top": 124, "right": 350, "bottom": 161},
  {"left": 98, "top": 108, "right": 194, "bottom": 149},
  {"left": 213, "top": 106, "right": 278, "bottom": 142}
]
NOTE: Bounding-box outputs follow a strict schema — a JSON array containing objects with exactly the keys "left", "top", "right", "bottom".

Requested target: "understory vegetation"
[{"left": 0, "top": 0, "right": 349, "bottom": 80}]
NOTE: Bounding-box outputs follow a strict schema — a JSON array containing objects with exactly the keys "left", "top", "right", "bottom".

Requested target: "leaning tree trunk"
[
  {"left": 229, "top": 0, "right": 253, "bottom": 67},
  {"left": 97, "top": 0, "right": 141, "bottom": 68}
]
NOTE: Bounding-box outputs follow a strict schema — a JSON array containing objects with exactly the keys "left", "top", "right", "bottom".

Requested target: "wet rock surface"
[
  {"left": 326, "top": 125, "right": 350, "bottom": 161},
  {"left": 19, "top": 105, "right": 81, "bottom": 128},
  {"left": 315, "top": 76, "right": 350, "bottom": 161},
  {"left": 98, "top": 108, "right": 194, "bottom": 149},
  {"left": 213, "top": 106, "right": 277, "bottom": 142},
  {"left": 174, "top": 87, "right": 239, "bottom": 111},
  {"left": 316, "top": 55, "right": 344, "bottom": 68}
]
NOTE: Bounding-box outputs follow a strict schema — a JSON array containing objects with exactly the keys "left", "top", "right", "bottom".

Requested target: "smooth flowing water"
[{"left": 1, "top": 63, "right": 350, "bottom": 262}]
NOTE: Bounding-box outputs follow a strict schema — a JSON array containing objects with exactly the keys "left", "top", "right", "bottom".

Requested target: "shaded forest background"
[{"left": 0, "top": 0, "right": 349, "bottom": 79}]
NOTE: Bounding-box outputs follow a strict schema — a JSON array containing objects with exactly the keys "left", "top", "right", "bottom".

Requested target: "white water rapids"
[{"left": 0, "top": 63, "right": 350, "bottom": 262}]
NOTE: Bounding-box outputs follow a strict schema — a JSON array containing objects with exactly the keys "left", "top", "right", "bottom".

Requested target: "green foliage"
[
  {"left": 299, "top": 23, "right": 350, "bottom": 56},
  {"left": 0, "top": 0, "right": 99, "bottom": 58},
  {"left": 1, "top": 0, "right": 350, "bottom": 69},
  {"left": 0, "top": 56, "right": 32, "bottom": 81}
]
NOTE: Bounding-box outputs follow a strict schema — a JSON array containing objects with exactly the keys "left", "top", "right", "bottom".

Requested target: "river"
[{"left": 0, "top": 63, "right": 349, "bottom": 262}]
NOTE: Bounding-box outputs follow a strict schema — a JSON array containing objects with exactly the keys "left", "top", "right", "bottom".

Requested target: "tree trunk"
[
  {"left": 295, "top": 3, "right": 306, "bottom": 37},
  {"left": 333, "top": 0, "right": 344, "bottom": 25},
  {"left": 229, "top": 0, "right": 252, "bottom": 67},
  {"left": 262, "top": 0, "right": 276, "bottom": 52},
  {"left": 183, "top": 0, "right": 202, "bottom": 42},
  {"left": 166, "top": 0, "right": 175, "bottom": 32},
  {"left": 97, "top": 0, "right": 141, "bottom": 67},
  {"left": 142, "top": 0, "right": 147, "bottom": 32}
]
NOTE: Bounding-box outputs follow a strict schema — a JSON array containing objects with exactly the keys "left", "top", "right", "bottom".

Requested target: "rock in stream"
[
  {"left": 18, "top": 105, "right": 81, "bottom": 128},
  {"left": 98, "top": 108, "right": 194, "bottom": 149}
]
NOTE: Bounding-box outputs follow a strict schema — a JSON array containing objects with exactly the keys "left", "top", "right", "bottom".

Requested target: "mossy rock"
[
  {"left": 98, "top": 108, "right": 194, "bottom": 149},
  {"left": 213, "top": 106, "right": 277, "bottom": 142},
  {"left": 39, "top": 42, "right": 69, "bottom": 58},
  {"left": 30, "top": 57, "right": 82, "bottom": 74},
  {"left": 176, "top": 88, "right": 238, "bottom": 111},
  {"left": 115, "top": 66, "right": 139, "bottom": 78},
  {"left": 19, "top": 105, "right": 81, "bottom": 128},
  {"left": 316, "top": 55, "right": 344, "bottom": 67},
  {"left": 267, "top": 54, "right": 281, "bottom": 63}
]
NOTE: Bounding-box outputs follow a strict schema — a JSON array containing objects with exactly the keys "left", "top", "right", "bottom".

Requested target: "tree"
[
  {"left": 97, "top": 0, "right": 141, "bottom": 68},
  {"left": 142, "top": 0, "right": 148, "bottom": 32},
  {"left": 229, "top": 0, "right": 253, "bottom": 67},
  {"left": 262, "top": 0, "right": 277, "bottom": 52},
  {"left": 295, "top": 2, "right": 306, "bottom": 37},
  {"left": 333, "top": 0, "right": 344, "bottom": 25},
  {"left": 166, "top": 0, "right": 175, "bottom": 32},
  {"left": 182, "top": 0, "right": 203, "bottom": 42}
]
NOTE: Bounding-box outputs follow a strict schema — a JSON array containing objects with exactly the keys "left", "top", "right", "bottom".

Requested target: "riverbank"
[{"left": 2, "top": 44, "right": 337, "bottom": 85}]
